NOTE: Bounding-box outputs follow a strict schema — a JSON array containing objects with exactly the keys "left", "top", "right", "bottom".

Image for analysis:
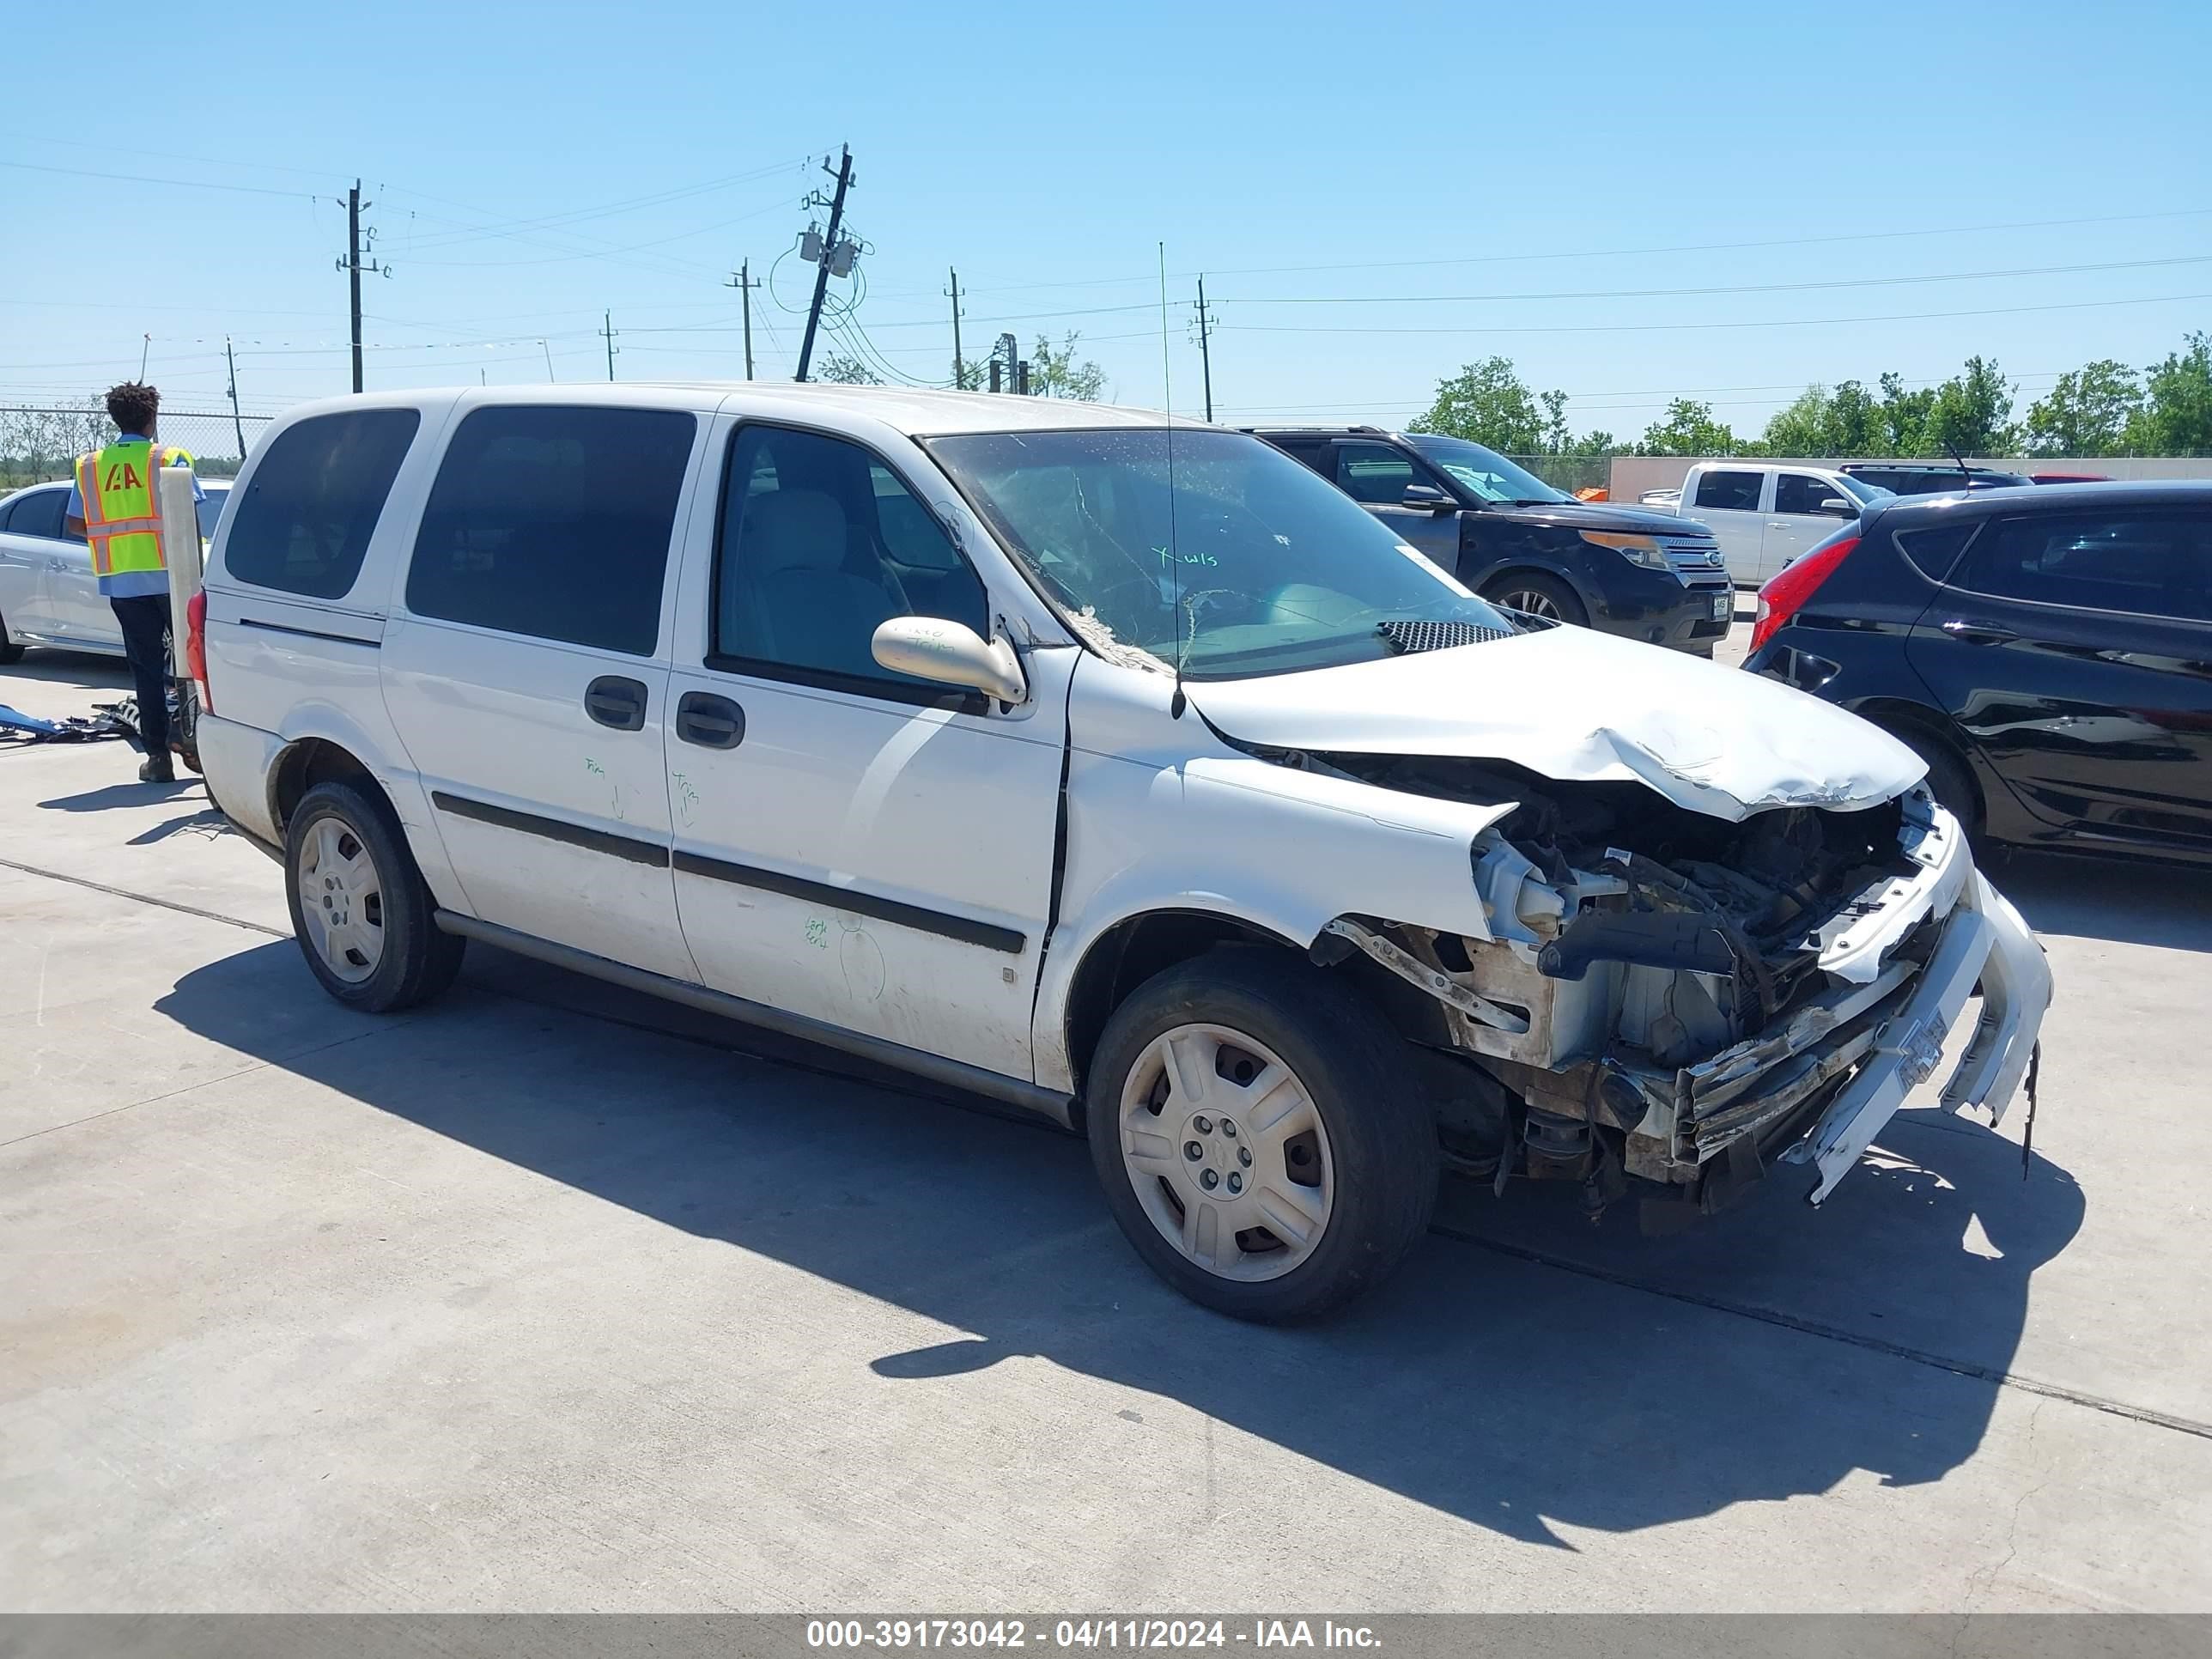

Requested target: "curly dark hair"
[{"left": 105, "top": 381, "right": 161, "bottom": 434}]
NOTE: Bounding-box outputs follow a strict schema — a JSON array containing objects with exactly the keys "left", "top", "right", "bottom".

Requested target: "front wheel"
[
  {"left": 1483, "top": 570, "right": 1588, "bottom": 629},
  {"left": 0, "top": 609, "right": 22, "bottom": 665},
  {"left": 284, "top": 780, "right": 465, "bottom": 1012},
  {"left": 1085, "top": 950, "right": 1440, "bottom": 1322}
]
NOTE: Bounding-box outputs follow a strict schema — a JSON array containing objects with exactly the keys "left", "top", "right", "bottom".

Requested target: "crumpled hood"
[{"left": 1187, "top": 625, "right": 1925, "bottom": 822}]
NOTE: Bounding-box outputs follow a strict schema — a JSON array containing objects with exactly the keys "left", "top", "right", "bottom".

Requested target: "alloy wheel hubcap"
[
  {"left": 1119, "top": 1023, "right": 1334, "bottom": 1282},
  {"left": 1501, "top": 588, "right": 1562, "bottom": 620},
  {"left": 296, "top": 816, "right": 385, "bottom": 983}
]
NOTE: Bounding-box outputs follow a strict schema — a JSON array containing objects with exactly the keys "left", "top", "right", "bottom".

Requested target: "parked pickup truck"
[
  {"left": 1641, "top": 463, "right": 1892, "bottom": 586},
  {"left": 187, "top": 385, "right": 2051, "bottom": 1322}
]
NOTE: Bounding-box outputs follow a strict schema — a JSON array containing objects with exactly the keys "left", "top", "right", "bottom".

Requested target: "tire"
[
  {"left": 0, "top": 610, "right": 22, "bottom": 665},
  {"left": 284, "top": 780, "right": 465, "bottom": 1013},
  {"left": 1085, "top": 949, "right": 1441, "bottom": 1322},
  {"left": 1891, "top": 726, "right": 1980, "bottom": 836},
  {"left": 1482, "top": 569, "right": 1588, "bottom": 629}
]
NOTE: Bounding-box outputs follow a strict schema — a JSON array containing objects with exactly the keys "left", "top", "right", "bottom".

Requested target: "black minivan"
[
  {"left": 1746, "top": 481, "right": 2212, "bottom": 863},
  {"left": 1249, "top": 428, "right": 1735, "bottom": 655}
]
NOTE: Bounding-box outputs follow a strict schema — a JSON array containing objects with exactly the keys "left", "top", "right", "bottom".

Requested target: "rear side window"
[
  {"left": 4, "top": 487, "right": 66, "bottom": 540},
  {"left": 406, "top": 405, "right": 696, "bottom": 655},
  {"left": 224, "top": 409, "right": 420, "bottom": 599},
  {"left": 1693, "top": 470, "right": 1763, "bottom": 512},
  {"left": 1954, "top": 513, "right": 2211, "bottom": 621}
]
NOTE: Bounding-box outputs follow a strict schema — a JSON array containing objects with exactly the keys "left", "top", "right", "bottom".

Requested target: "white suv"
[{"left": 190, "top": 385, "right": 2051, "bottom": 1321}]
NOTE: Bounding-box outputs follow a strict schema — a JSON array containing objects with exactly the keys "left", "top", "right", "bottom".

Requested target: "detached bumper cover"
[{"left": 1779, "top": 871, "right": 2052, "bottom": 1203}]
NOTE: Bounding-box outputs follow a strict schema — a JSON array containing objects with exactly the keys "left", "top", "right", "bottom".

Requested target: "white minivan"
[{"left": 190, "top": 385, "right": 2050, "bottom": 1321}]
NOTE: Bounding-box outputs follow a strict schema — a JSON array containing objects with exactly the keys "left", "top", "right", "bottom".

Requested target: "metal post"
[
  {"left": 795, "top": 146, "right": 853, "bottom": 383},
  {"left": 348, "top": 183, "right": 364, "bottom": 394},
  {"left": 224, "top": 337, "right": 246, "bottom": 458}
]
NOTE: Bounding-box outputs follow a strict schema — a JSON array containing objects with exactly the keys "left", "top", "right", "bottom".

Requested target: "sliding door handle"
[{"left": 584, "top": 675, "right": 648, "bottom": 731}]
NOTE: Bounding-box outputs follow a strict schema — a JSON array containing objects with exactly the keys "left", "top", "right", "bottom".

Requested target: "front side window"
[
  {"left": 1954, "top": 513, "right": 2211, "bottom": 622},
  {"left": 1333, "top": 442, "right": 1416, "bottom": 505},
  {"left": 225, "top": 409, "right": 420, "bottom": 599},
  {"left": 713, "top": 425, "right": 988, "bottom": 696},
  {"left": 1775, "top": 473, "right": 1850, "bottom": 516},
  {"left": 407, "top": 405, "right": 695, "bottom": 655},
  {"left": 1694, "top": 469, "right": 1764, "bottom": 512},
  {"left": 1407, "top": 435, "right": 1566, "bottom": 505},
  {"left": 924, "top": 427, "right": 1513, "bottom": 680}
]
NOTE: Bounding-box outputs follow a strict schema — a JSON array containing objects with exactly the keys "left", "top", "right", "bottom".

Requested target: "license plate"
[{"left": 1711, "top": 593, "right": 1734, "bottom": 621}]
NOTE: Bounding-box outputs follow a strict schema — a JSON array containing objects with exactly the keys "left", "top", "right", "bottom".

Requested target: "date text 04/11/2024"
[{"left": 803, "top": 1620, "right": 1383, "bottom": 1650}]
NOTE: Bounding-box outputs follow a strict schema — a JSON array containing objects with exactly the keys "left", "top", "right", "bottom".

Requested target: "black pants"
[{"left": 109, "top": 592, "right": 173, "bottom": 756}]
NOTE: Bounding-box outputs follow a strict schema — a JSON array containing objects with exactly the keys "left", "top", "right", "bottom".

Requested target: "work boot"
[{"left": 138, "top": 755, "right": 176, "bottom": 784}]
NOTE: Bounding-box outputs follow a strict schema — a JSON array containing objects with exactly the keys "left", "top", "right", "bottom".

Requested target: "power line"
[
  {"left": 1220, "top": 252, "right": 2212, "bottom": 308},
  {"left": 1221, "top": 289, "right": 2212, "bottom": 337}
]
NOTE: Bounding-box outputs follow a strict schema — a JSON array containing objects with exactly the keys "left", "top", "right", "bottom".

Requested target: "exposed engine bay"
[{"left": 1275, "top": 747, "right": 1977, "bottom": 1220}]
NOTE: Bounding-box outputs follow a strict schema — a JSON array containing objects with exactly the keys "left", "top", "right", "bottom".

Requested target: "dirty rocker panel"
[
  {"left": 430, "top": 790, "right": 669, "bottom": 867},
  {"left": 430, "top": 910, "right": 1073, "bottom": 1127}
]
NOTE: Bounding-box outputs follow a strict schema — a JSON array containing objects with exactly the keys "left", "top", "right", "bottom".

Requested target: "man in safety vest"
[{"left": 62, "top": 380, "right": 204, "bottom": 782}]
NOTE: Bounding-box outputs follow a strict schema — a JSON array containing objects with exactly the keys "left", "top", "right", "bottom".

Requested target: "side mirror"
[
  {"left": 1401, "top": 483, "right": 1455, "bottom": 512},
  {"left": 872, "top": 617, "right": 1027, "bottom": 704},
  {"left": 1819, "top": 496, "right": 1853, "bottom": 516}
]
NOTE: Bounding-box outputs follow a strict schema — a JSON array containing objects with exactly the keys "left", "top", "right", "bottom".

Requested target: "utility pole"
[
  {"left": 1194, "top": 275, "right": 1218, "bottom": 423},
  {"left": 794, "top": 146, "right": 854, "bottom": 383},
  {"left": 946, "top": 267, "right": 964, "bottom": 389},
  {"left": 601, "top": 310, "right": 618, "bottom": 381},
  {"left": 726, "top": 261, "right": 762, "bottom": 380},
  {"left": 224, "top": 337, "right": 246, "bottom": 458},
  {"left": 335, "top": 180, "right": 386, "bottom": 393}
]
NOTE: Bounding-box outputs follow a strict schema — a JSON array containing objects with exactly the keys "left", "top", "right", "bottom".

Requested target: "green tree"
[
  {"left": 1876, "top": 372, "right": 1935, "bottom": 455},
  {"left": 1826, "top": 380, "right": 1882, "bottom": 456},
  {"left": 1411, "top": 356, "right": 1545, "bottom": 453},
  {"left": 1029, "top": 331, "right": 1106, "bottom": 400},
  {"left": 1761, "top": 386, "right": 1835, "bottom": 456},
  {"left": 1923, "top": 356, "right": 2014, "bottom": 456},
  {"left": 1636, "top": 398, "right": 1738, "bottom": 457},
  {"left": 2124, "top": 331, "right": 2212, "bottom": 455},
  {"left": 2022, "top": 360, "right": 2142, "bottom": 457},
  {"left": 813, "top": 350, "right": 881, "bottom": 385}
]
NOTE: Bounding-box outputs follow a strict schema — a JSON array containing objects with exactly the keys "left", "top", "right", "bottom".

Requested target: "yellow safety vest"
[{"left": 75, "top": 440, "right": 196, "bottom": 580}]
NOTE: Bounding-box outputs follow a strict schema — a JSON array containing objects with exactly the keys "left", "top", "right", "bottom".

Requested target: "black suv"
[
  {"left": 1247, "top": 428, "right": 1734, "bottom": 654},
  {"left": 1746, "top": 481, "right": 2212, "bottom": 863},
  {"left": 1841, "top": 462, "right": 2034, "bottom": 495}
]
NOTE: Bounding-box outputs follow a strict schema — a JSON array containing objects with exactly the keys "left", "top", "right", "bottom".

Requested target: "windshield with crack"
[{"left": 924, "top": 428, "right": 1513, "bottom": 678}]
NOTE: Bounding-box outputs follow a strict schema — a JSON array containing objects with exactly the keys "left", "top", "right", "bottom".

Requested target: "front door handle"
[
  {"left": 675, "top": 690, "right": 745, "bottom": 749},
  {"left": 584, "top": 674, "right": 648, "bottom": 731},
  {"left": 1941, "top": 618, "right": 2019, "bottom": 647}
]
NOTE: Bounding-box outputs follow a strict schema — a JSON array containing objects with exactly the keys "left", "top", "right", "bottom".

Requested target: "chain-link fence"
[{"left": 1, "top": 404, "right": 273, "bottom": 490}]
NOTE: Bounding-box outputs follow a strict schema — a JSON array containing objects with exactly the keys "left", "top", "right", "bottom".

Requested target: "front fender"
[{"left": 1030, "top": 746, "right": 1516, "bottom": 1093}]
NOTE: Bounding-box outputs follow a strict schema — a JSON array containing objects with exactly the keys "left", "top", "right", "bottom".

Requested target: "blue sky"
[{"left": 3, "top": 0, "right": 2207, "bottom": 442}]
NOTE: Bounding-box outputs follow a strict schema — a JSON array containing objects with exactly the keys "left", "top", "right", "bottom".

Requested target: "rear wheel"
[
  {"left": 1483, "top": 570, "right": 1588, "bottom": 628},
  {"left": 0, "top": 609, "right": 22, "bottom": 665},
  {"left": 284, "top": 780, "right": 465, "bottom": 1012},
  {"left": 1085, "top": 950, "right": 1440, "bottom": 1322}
]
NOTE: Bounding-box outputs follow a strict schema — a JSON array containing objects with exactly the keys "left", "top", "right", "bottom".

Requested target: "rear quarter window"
[
  {"left": 222, "top": 409, "right": 421, "bottom": 599},
  {"left": 1891, "top": 520, "right": 1981, "bottom": 581}
]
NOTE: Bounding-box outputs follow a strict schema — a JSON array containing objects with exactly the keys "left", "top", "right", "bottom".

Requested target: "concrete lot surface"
[{"left": 3, "top": 637, "right": 2209, "bottom": 1613}]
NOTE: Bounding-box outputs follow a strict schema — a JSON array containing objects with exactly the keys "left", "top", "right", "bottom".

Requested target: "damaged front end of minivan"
[{"left": 1291, "top": 750, "right": 2053, "bottom": 1224}]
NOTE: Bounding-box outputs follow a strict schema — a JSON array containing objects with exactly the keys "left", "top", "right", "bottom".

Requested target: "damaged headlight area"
[{"left": 1302, "top": 752, "right": 2051, "bottom": 1224}]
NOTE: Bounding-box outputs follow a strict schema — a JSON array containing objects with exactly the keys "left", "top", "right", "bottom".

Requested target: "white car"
[
  {"left": 187, "top": 385, "right": 2050, "bottom": 1321},
  {"left": 0, "top": 477, "right": 229, "bottom": 660},
  {"left": 1641, "top": 463, "right": 1891, "bottom": 586}
]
